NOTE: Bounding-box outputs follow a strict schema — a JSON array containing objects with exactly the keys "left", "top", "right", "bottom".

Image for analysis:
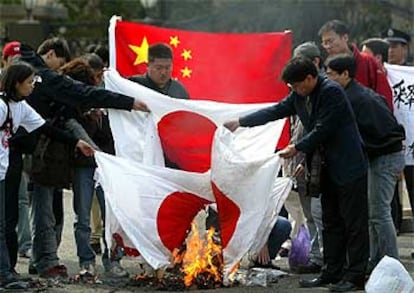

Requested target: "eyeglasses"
[{"left": 321, "top": 37, "right": 338, "bottom": 47}]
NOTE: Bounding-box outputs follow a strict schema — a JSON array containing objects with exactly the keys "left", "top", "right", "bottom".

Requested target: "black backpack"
[{"left": 0, "top": 93, "right": 13, "bottom": 134}]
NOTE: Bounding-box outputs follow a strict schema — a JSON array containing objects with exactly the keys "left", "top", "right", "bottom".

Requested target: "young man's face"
[
  {"left": 388, "top": 42, "right": 407, "bottom": 65},
  {"left": 44, "top": 49, "right": 66, "bottom": 70},
  {"left": 326, "top": 67, "right": 347, "bottom": 88},
  {"left": 147, "top": 57, "right": 173, "bottom": 89},
  {"left": 321, "top": 30, "right": 349, "bottom": 57}
]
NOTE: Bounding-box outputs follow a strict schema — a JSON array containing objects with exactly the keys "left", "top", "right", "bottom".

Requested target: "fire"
[{"left": 173, "top": 222, "right": 223, "bottom": 288}]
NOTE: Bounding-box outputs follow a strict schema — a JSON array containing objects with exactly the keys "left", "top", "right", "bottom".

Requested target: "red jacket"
[{"left": 352, "top": 44, "right": 393, "bottom": 111}]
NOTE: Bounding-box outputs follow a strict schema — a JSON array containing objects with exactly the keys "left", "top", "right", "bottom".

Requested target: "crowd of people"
[
  {"left": 0, "top": 18, "right": 412, "bottom": 292},
  {"left": 224, "top": 19, "right": 413, "bottom": 292}
]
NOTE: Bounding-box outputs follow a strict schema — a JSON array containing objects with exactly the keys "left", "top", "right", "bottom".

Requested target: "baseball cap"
[
  {"left": 293, "top": 42, "right": 321, "bottom": 59},
  {"left": 381, "top": 28, "right": 411, "bottom": 44},
  {"left": 2, "top": 41, "right": 21, "bottom": 58}
]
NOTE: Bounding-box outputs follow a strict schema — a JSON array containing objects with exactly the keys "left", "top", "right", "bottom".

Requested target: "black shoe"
[
  {"left": 295, "top": 262, "right": 322, "bottom": 274},
  {"left": 328, "top": 280, "right": 360, "bottom": 292},
  {"left": 0, "top": 275, "right": 18, "bottom": 287},
  {"left": 299, "top": 276, "right": 339, "bottom": 288},
  {"left": 28, "top": 265, "right": 37, "bottom": 275}
]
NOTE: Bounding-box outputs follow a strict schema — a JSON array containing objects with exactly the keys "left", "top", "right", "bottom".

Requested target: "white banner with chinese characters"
[{"left": 385, "top": 63, "right": 414, "bottom": 165}]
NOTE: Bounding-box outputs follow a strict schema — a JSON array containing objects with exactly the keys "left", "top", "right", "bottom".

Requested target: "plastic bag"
[
  {"left": 288, "top": 224, "right": 310, "bottom": 270},
  {"left": 365, "top": 256, "right": 414, "bottom": 293}
]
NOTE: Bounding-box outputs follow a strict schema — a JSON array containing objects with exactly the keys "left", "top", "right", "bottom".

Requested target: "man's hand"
[
  {"left": 257, "top": 243, "right": 270, "bottom": 265},
  {"left": 133, "top": 100, "right": 150, "bottom": 112},
  {"left": 223, "top": 119, "right": 240, "bottom": 132},
  {"left": 76, "top": 140, "right": 95, "bottom": 157},
  {"left": 279, "top": 144, "right": 298, "bottom": 158}
]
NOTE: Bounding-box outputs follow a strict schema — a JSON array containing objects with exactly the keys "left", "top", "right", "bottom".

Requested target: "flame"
[{"left": 174, "top": 222, "right": 223, "bottom": 287}]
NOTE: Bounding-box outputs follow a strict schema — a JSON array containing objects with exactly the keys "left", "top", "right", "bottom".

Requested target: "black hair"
[
  {"left": 361, "top": 38, "right": 389, "bottom": 63},
  {"left": 148, "top": 43, "right": 173, "bottom": 62},
  {"left": 81, "top": 53, "right": 104, "bottom": 71},
  {"left": 326, "top": 54, "right": 356, "bottom": 79},
  {"left": 318, "top": 20, "right": 349, "bottom": 37},
  {"left": 37, "top": 37, "right": 71, "bottom": 62},
  {"left": 281, "top": 56, "right": 318, "bottom": 84},
  {"left": 0, "top": 61, "right": 35, "bottom": 100},
  {"left": 86, "top": 44, "right": 109, "bottom": 66}
]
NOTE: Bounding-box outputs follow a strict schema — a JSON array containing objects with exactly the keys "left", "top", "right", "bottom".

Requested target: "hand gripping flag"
[
  {"left": 95, "top": 126, "right": 291, "bottom": 276},
  {"left": 104, "top": 69, "right": 286, "bottom": 172},
  {"left": 97, "top": 70, "right": 292, "bottom": 274}
]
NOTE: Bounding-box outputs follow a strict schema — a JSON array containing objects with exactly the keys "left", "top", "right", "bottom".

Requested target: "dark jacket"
[
  {"left": 18, "top": 46, "right": 135, "bottom": 113},
  {"left": 73, "top": 111, "right": 115, "bottom": 167},
  {"left": 239, "top": 76, "right": 367, "bottom": 186},
  {"left": 12, "top": 45, "right": 137, "bottom": 187},
  {"left": 345, "top": 79, "right": 405, "bottom": 159},
  {"left": 11, "top": 45, "right": 135, "bottom": 153},
  {"left": 129, "top": 73, "right": 189, "bottom": 99}
]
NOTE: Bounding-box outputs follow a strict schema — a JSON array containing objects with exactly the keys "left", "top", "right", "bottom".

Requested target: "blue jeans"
[
  {"left": 31, "top": 184, "right": 62, "bottom": 273},
  {"left": 73, "top": 167, "right": 115, "bottom": 269},
  {"left": 0, "top": 180, "right": 12, "bottom": 280},
  {"left": 368, "top": 151, "right": 405, "bottom": 267},
  {"left": 268, "top": 216, "right": 292, "bottom": 259},
  {"left": 18, "top": 171, "right": 31, "bottom": 254}
]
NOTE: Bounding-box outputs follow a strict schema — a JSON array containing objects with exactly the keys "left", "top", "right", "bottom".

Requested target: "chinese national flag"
[{"left": 110, "top": 18, "right": 291, "bottom": 104}]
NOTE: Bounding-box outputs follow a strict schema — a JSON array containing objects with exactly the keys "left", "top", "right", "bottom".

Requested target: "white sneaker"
[
  {"left": 106, "top": 264, "right": 129, "bottom": 278},
  {"left": 79, "top": 264, "right": 96, "bottom": 278}
]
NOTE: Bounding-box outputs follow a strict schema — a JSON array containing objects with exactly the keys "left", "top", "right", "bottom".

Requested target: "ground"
[{"left": 13, "top": 191, "right": 414, "bottom": 293}]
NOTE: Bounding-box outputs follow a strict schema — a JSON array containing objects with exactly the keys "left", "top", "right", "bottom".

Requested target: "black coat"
[
  {"left": 239, "top": 76, "right": 367, "bottom": 185},
  {"left": 344, "top": 79, "right": 405, "bottom": 159},
  {"left": 11, "top": 45, "right": 136, "bottom": 153}
]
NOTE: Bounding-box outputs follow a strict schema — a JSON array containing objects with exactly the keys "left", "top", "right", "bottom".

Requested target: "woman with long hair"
[{"left": 0, "top": 62, "right": 94, "bottom": 288}]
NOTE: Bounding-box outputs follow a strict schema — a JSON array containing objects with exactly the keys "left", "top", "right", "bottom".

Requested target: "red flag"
[{"left": 112, "top": 19, "right": 291, "bottom": 104}]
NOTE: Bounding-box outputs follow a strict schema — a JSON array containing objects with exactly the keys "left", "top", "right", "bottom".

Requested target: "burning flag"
[{"left": 99, "top": 16, "right": 295, "bottom": 285}]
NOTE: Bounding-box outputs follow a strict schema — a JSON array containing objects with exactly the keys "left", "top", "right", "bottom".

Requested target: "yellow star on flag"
[
  {"left": 181, "top": 66, "right": 192, "bottom": 78},
  {"left": 181, "top": 49, "right": 192, "bottom": 61},
  {"left": 170, "top": 36, "right": 180, "bottom": 48},
  {"left": 129, "top": 37, "right": 149, "bottom": 65}
]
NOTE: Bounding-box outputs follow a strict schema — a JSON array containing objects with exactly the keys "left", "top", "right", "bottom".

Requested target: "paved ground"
[{"left": 13, "top": 191, "right": 414, "bottom": 292}]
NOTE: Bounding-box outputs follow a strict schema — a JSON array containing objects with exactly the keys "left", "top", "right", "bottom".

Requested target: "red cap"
[{"left": 2, "top": 41, "right": 21, "bottom": 58}]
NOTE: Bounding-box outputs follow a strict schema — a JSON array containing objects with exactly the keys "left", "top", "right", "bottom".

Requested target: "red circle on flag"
[
  {"left": 158, "top": 110, "right": 217, "bottom": 172},
  {"left": 157, "top": 191, "right": 212, "bottom": 251},
  {"left": 211, "top": 182, "right": 240, "bottom": 249}
]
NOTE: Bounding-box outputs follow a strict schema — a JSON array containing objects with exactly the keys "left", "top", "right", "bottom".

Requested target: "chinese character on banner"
[{"left": 385, "top": 63, "right": 414, "bottom": 165}]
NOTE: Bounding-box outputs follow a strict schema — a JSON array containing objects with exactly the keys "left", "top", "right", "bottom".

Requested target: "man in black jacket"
[
  {"left": 224, "top": 57, "right": 369, "bottom": 291},
  {"left": 326, "top": 54, "right": 405, "bottom": 274},
  {"left": 6, "top": 37, "right": 149, "bottom": 278}
]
